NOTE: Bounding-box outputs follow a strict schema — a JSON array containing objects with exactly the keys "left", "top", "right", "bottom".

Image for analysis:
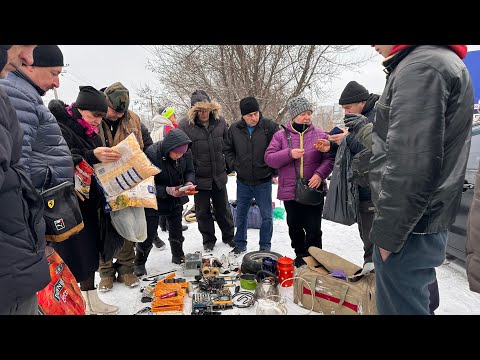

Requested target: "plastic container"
[{"left": 276, "top": 256, "right": 294, "bottom": 287}]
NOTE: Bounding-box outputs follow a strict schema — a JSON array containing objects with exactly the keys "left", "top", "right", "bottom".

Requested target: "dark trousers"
[
  {"left": 0, "top": 294, "right": 38, "bottom": 315},
  {"left": 373, "top": 231, "right": 447, "bottom": 315},
  {"left": 159, "top": 215, "right": 167, "bottom": 230},
  {"left": 284, "top": 200, "right": 324, "bottom": 257},
  {"left": 138, "top": 211, "right": 184, "bottom": 257},
  {"left": 194, "top": 182, "right": 234, "bottom": 246},
  {"left": 358, "top": 200, "right": 375, "bottom": 264}
]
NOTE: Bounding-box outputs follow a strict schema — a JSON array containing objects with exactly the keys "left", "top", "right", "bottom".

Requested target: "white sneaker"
[
  {"left": 219, "top": 254, "right": 230, "bottom": 274},
  {"left": 228, "top": 252, "right": 240, "bottom": 272}
]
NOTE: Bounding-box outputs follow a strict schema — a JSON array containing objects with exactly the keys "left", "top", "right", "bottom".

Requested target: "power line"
[
  {"left": 67, "top": 69, "right": 98, "bottom": 88},
  {"left": 139, "top": 45, "right": 156, "bottom": 57}
]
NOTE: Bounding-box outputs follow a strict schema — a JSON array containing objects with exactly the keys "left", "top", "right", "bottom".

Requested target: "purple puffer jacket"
[{"left": 265, "top": 121, "right": 334, "bottom": 201}]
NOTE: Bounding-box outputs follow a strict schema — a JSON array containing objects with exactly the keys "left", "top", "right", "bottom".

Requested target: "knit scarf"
[{"left": 66, "top": 103, "right": 99, "bottom": 137}]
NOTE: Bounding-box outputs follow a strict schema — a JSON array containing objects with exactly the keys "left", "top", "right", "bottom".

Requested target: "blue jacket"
[{"left": 0, "top": 70, "right": 73, "bottom": 191}]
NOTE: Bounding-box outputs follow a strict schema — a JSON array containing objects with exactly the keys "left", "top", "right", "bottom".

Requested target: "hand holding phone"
[
  {"left": 327, "top": 126, "right": 343, "bottom": 135},
  {"left": 178, "top": 184, "right": 195, "bottom": 192}
]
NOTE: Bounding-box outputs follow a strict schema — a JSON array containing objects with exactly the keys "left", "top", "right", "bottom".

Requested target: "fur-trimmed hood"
[{"left": 186, "top": 99, "right": 222, "bottom": 124}]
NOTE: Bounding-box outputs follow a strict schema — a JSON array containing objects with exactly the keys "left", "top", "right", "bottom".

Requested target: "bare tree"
[
  {"left": 138, "top": 45, "right": 371, "bottom": 124},
  {"left": 313, "top": 104, "right": 345, "bottom": 130}
]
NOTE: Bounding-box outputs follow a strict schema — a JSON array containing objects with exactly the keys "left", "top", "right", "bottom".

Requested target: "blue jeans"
[
  {"left": 373, "top": 231, "right": 448, "bottom": 315},
  {"left": 234, "top": 180, "right": 273, "bottom": 251}
]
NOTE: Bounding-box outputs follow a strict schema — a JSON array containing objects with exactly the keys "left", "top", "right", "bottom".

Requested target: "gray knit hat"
[{"left": 288, "top": 96, "right": 313, "bottom": 119}]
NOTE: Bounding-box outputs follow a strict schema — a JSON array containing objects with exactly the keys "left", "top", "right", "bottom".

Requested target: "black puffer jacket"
[
  {"left": 145, "top": 128, "right": 195, "bottom": 216},
  {"left": 224, "top": 114, "right": 279, "bottom": 185},
  {"left": 370, "top": 45, "right": 474, "bottom": 252},
  {"left": 178, "top": 100, "right": 228, "bottom": 190},
  {"left": 0, "top": 88, "right": 49, "bottom": 312}
]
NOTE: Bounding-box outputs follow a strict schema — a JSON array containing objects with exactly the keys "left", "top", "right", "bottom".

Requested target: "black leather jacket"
[{"left": 370, "top": 45, "right": 474, "bottom": 252}]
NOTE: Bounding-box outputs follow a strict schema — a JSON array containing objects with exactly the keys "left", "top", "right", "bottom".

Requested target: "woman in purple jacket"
[{"left": 265, "top": 97, "right": 334, "bottom": 267}]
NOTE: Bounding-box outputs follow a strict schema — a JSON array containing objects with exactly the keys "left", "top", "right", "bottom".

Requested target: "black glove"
[{"left": 344, "top": 113, "right": 369, "bottom": 133}]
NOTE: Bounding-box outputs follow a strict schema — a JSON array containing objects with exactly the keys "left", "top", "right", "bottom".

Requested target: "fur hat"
[
  {"left": 104, "top": 82, "right": 130, "bottom": 113},
  {"left": 239, "top": 96, "right": 260, "bottom": 116},
  {"left": 287, "top": 96, "right": 313, "bottom": 119},
  {"left": 190, "top": 89, "right": 210, "bottom": 106},
  {"left": 32, "top": 45, "right": 64, "bottom": 67},
  {"left": 75, "top": 86, "right": 108, "bottom": 113},
  {"left": 338, "top": 81, "right": 369, "bottom": 105}
]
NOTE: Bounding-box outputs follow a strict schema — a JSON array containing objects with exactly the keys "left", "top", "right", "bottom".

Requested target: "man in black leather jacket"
[{"left": 349, "top": 45, "right": 473, "bottom": 315}]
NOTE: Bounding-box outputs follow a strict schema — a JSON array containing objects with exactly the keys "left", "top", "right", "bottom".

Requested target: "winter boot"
[
  {"left": 152, "top": 233, "right": 166, "bottom": 250},
  {"left": 134, "top": 244, "right": 151, "bottom": 277},
  {"left": 98, "top": 276, "right": 114, "bottom": 292},
  {"left": 169, "top": 239, "right": 185, "bottom": 265},
  {"left": 117, "top": 273, "right": 140, "bottom": 287},
  {"left": 82, "top": 289, "right": 119, "bottom": 315}
]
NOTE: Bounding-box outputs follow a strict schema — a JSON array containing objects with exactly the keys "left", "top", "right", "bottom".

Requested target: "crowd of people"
[{"left": 0, "top": 44, "right": 478, "bottom": 315}]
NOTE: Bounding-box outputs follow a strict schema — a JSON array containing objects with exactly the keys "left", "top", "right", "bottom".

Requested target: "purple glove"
[{"left": 166, "top": 186, "right": 184, "bottom": 197}]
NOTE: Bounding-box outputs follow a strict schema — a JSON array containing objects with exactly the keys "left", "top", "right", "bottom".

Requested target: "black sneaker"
[
  {"left": 134, "top": 264, "right": 147, "bottom": 277},
  {"left": 203, "top": 243, "right": 215, "bottom": 252},
  {"left": 223, "top": 239, "right": 235, "bottom": 248},
  {"left": 294, "top": 256, "right": 306, "bottom": 268},
  {"left": 172, "top": 255, "right": 185, "bottom": 265},
  {"left": 230, "top": 246, "right": 247, "bottom": 256}
]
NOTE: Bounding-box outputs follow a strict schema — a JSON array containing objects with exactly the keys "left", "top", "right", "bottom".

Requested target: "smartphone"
[
  {"left": 178, "top": 184, "right": 195, "bottom": 192},
  {"left": 327, "top": 126, "right": 343, "bottom": 135}
]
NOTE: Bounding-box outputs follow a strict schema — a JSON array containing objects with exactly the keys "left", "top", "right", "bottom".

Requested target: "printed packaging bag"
[
  {"left": 37, "top": 248, "right": 86, "bottom": 315},
  {"left": 94, "top": 133, "right": 161, "bottom": 200},
  {"left": 105, "top": 176, "right": 157, "bottom": 212},
  {"left": 74, "top": 159, "right": 94, "bottom": 200}
]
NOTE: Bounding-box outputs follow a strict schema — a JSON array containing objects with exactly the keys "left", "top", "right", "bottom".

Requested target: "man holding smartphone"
[{"left": 315, "top": 81, "right": 379, "bottom": 267}]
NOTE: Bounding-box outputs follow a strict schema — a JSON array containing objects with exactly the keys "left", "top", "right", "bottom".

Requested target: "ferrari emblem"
[{"left": 47, "top": 199, "right": 55, "bottom": 208}]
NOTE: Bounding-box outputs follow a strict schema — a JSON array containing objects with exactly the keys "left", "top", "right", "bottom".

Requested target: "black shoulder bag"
[{"left": 282, "top": 126, "right": 324, "bottom": 206}]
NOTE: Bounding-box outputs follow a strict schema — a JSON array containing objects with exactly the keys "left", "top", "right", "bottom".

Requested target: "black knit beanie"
[
  {"left": 239, "top": 96, "right": 260, "bottom": 116},
  {"left": 338, "top": 81, "right": 369, "bottom": 105},
  {"left": 32, "top": 45, "right": 64, "bottom": 67},
  {"left": 190, "top": 89, "right": 210, "bottom": 106},
  {"left": 75, "top": 86, "right": 108, "bottom": 113}
]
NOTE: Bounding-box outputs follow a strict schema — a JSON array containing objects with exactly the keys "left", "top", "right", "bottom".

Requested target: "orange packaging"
[{"left": 37, "top": 249, "right": 86, "bottom": 315}]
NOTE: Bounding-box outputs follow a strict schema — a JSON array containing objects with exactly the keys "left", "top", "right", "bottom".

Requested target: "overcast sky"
[{"left": 45, "top": 45, "right": 480, "bottom": 117}]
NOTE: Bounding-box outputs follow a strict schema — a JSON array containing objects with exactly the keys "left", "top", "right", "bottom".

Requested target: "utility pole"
[{"left": 150, "top": 96, "right": 154, "bottom": 119}]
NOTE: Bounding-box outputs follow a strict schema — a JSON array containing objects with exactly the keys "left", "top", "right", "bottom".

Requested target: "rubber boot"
[
  {"left": 82, "top": 289, "right": 119, "bottom": 315},
  {"left": 134, "top": 244, "right": 151, "bottom": 277}
]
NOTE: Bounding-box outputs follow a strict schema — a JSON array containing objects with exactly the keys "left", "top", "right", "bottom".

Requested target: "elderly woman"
[
  {"left": 49, "top": 86, "right": 121, "bottom": 315},
  {"left": 265, "top": 96, "right": 334, "bottom": 268}
]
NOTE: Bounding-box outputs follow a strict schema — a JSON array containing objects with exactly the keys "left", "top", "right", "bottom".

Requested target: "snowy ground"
[{"left": 96, "top": 175, "right": 480, "bottom": 315}]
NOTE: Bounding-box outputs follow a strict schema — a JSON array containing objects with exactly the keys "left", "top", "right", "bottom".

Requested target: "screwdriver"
[{"left": 159, "top": 291, "right": 178, "bottom": 299}]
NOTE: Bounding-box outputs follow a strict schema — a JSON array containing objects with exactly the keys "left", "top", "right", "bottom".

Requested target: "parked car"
[{"left": 446, "top": 122, "right": 480, "bottom": 260}]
